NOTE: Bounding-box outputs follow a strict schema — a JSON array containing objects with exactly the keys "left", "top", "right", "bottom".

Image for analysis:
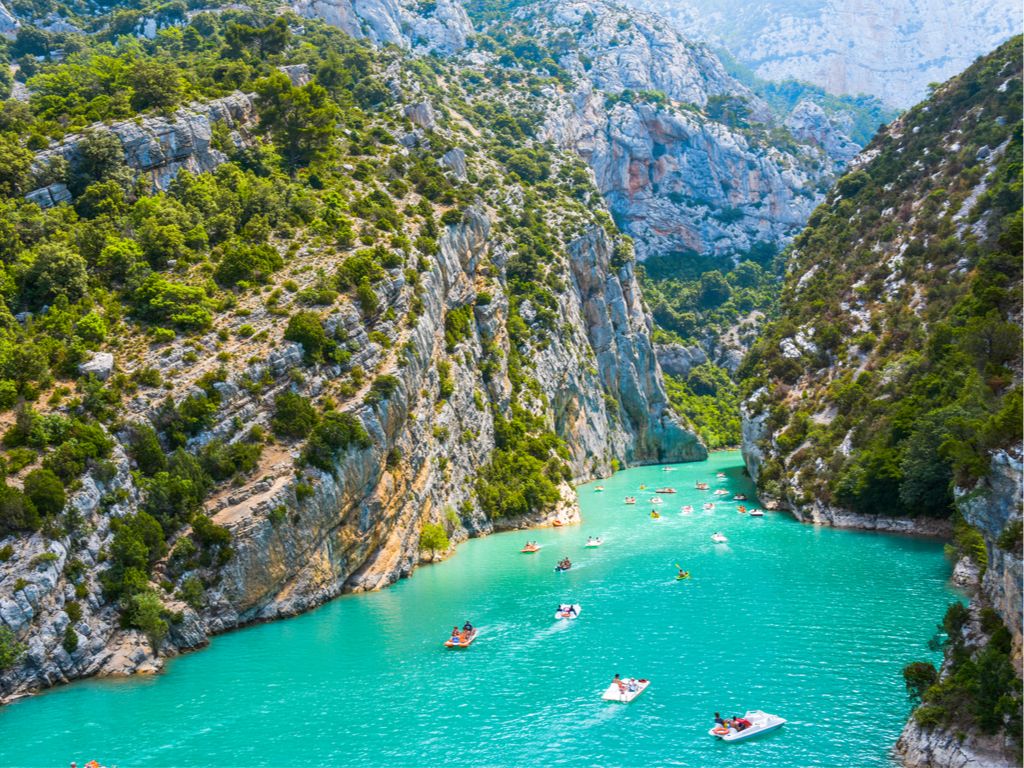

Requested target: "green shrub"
[
  {"left": 273, "top": 392, "right": 320, "bottom": 439},
  {"left": 192, "top": 514, "right": 231, "bottom": 547},
  {"left": 363, "top": 375, "right": 400, "bottom": 407},
  {"left": 386, "top": 448, "right": 402, "bottom": 469},
  {"left": 23, "top": 468, "right": 65, "bottom": 516},
  {"left": 0, "top": 484, "right": 39, "bottom": 536},
  {"left": 0, "top": 626, "right": 26, "bottom": 670},
  {"left": 302, "top": 412, "right": 372, "bottom": 473},
  {"left": 284, "top": 312, "right": 326, "bottom": 363},
  {"left": 294, "top": 482, "right": 314, "bottom": 501},
  {"left": 65, "top": 601, "right": 83, "bottom": 623},
  {"left": 419, "top": 522, "right": 449, "bottom": 556},
  {"left": 176, "top": 576, "right": 205, "bottom": 612},
  {"left": 61, "top": 625, "right": 79, "bottom": 653}
]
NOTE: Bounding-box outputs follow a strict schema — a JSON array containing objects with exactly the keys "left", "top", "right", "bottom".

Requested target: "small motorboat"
[
  {"left": 555, "top": 604, "right": 582, "bottom": 619},
  {"left": 521, "top": 545, "right": 542, "bottom": 553},
  {"left": 713, "top": 489, "right": 730, "bottom": 496},
  {"left": 603, "top": 678, "right": 650, "bottom": 702},
  {"left": 650, "top": 496, "right": 663, "bottom": 504},
  {"left": 695, "top": 483, "right": 709, "bottom": 490},
  {"left": 585, "top": 538, "right": 603, "bottom": 548},
  {"left": 717, "top": 472, "right": 726, "bottom": 478},
  {"left": 661, "top": 466, "right": 672, "bottom": 471},
  {"left": 749, "top": 509, "right": 764, "bottom": 517},
  {"left": 733, "top": 494, "right": 748, "bottom": 501},
  {"left": 709, "top": 710, "right": 786, "bottom": 742},
  {"left": 711, "top": 532, "right": 727, "bottom": 543},
  {"left": 445, "top": 630, "right": 477, "bottom": 647},
  {"left": 681, "top": 505, "right": 694, "bottom": 513},
  {"left": 554, "top": 561, "right": 572, "bottom": 572},
  {"left": 656, "top": 488, "right": 676, "bottom": 494},
  {"left": 624, "top": 497, "right": 636, "bottom": 505},
  {"left": 703, "top": 503, "right": 715, "bottom": 511},
  {"left": 650, "top": 511, "right": 660, "bottom": 519}
]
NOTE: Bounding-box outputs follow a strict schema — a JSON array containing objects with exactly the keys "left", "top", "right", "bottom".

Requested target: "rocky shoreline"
[{"left": 759, "top": 495, "right": 954, "bottom": 538}]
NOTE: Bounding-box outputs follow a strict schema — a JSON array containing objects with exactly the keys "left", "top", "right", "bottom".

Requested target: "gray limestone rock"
[
  {"left": 25, "top": 92, "right": 257, "bottom": 206},
  {"left": 78, "top": 352, "right": 115, "bottom": 381},
  {"left": 290, "top": 0, "right": 472, "bottom": 54},
  {"left": 404, "top": 100, "right": 436, "bottom": 130},
  {"left": 441, "top": 147, "right": 467, "bottom": 180},
  {"left": 784, "top": 101, "right": 861, "bottom": 168},
  {"left": 655, "top": 343, "right": 706, "bottom": 378},
  {"left": 277, "top": 63, "right": 312, "bottom": 87}
]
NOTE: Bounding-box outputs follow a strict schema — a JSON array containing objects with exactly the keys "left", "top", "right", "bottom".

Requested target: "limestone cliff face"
[
  {"left": 0, "top": 193, "right": 703, "bottom": 696},
  {"left": 25, "top": 92, "right": 257, "bottom": 207},
  {"left": 0, "top": 2, "right": 18, "bottom": 39},
  {"left": 508, "top": 0, "right": 839, "bottom": 260},
  {"left": 290, "top": 0, "right": 472, "bottom": 54},
  {"left": 622, "top": 0, "right": 1021, "bottom": 108},
  {"left": 542, "top": 84, "right": 829, "bottom": 259},
  {"left": 955, "top": 449, "right": 1024, "bottom": 675}
]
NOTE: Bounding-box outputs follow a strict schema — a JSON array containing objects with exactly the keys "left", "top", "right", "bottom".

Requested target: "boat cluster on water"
[{"left": 444, "top": 465, "right": 785, "bottom": 742}]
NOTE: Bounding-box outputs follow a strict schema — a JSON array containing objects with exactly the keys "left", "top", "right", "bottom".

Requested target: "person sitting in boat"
[
  {"left": 451, "top": 626, "right": 460, "bottom": 639},
  {"left": 714, "top": 712, "right": 725, "bottom": 728},
  {"left": 733, "top": 716, "right": 751, "bottom": 731},
  {"left": 678, "top": 569, "right": 688, "bottom": 579},
  {"left": 462, "top": 621, "right": 474, "bottom": 634},
  {"left": 613, "top": 674, "right": 625, "bottom": 693},
  {"left": 559, "top": 604, "right": 577, "bottom": 616}
]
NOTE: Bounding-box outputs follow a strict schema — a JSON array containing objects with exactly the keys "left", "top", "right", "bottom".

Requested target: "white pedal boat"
[
  {"left": 711, "top": 532, "right": 728, "bottom": 543},
  {"left": 709, "top": 710, "right": 786, "bottom": 742},
  {"left": 713, "top": 489, "right": 730, "bottom": 496},
  {"left": 602, "top": 679, "right": 650, "bottom": 702},
  {"left": 555, "top": 604, "right": 581, "bottom": 619},
  {"left": 585, "top": 538, "right": 603, "bottom": 548},
  {"left": 749, "top": 509, "right": 764, "bottom": 517}
]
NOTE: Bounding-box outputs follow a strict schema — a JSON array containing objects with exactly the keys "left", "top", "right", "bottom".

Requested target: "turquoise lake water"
[{"left": 0, "top": 452, "right": 960, "bottom": 767}]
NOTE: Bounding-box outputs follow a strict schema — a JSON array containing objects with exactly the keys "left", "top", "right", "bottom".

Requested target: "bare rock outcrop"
[
  {"left": 25, "top": 92, "right": 257, "bottom": 205},
  {"left": 784, "top": 100, "right": 861, "bottom": 168},
  {"left": 290, "top": 0, "right": 472, "bottom": 55}
]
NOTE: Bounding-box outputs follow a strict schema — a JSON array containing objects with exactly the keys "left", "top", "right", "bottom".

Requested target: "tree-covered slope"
[
  {"left": 740, "top": 35, "right": 1022, "bottom": 520},
  {"left": 740, "top": 37, "right": 1023, "bottom": 757}
]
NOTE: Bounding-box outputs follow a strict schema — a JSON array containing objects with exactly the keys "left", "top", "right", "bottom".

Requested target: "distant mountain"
[{"left": 622, "top": 0, "right": 1022, "bottom": 108}]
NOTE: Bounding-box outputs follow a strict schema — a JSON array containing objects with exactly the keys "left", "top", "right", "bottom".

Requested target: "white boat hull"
[
  {"left": 602, "top": 679, "right": 650, "bottom": 702},
  {"left": 709, "top": 711, "right": 786, "bottom": 742}
]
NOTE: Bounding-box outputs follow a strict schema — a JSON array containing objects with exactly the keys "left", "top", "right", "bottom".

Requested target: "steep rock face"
[
  {"left": 290, "top": 0, "right": 472, "bottom": 54},
  {"left": 507, "top": 0, "right": 840, "bottom": 260},
  {"left": 0, "top": 197, "right": 703, "bottom": 696},
  {"left": 621, "top": 0, "right": 1021, "bottom": 108},
  {"left": 543, "top": 85, "right": 829, "bottom": 258},
  {"left": 956, "top": 449, "right": 1024, "bottom": 674},
  {"left": 519, "top": 0, "right": 765, "bottom": 112},
  {"left": 26, "top": 92, "right": 256, "bottom": 204},
  {"left": 0, "top": 2, "right": 18, "bottom": 39},
  {"left": 784, "top": 101, "right": 861, "bottom": 167}
]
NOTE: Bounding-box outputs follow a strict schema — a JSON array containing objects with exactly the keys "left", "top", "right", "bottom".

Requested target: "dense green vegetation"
[
  {"left": 904, "top": 604, "right": 1021, "bottom": 743},
  {"left": 741, "top": 36, "right": 1023, "bottom": 519},
  {"left": 640, "top": 248, "right": 779, "bottom": 448}
]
